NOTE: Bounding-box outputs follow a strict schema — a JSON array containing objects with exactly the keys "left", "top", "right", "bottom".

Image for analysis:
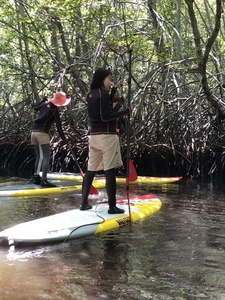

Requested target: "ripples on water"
[{"left": 0, "top": 178, "right": 225, "bottom": 299}]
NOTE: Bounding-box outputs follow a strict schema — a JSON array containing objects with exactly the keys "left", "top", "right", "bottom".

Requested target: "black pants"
[
  {"left": 34, "top": 144, "right": 50, "bottom": 180},
  {"left": 81, "top": 168, "right": 116, "bottom": 208}
]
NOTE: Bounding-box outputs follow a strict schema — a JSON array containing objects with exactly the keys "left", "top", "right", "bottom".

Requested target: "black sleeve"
[
  {"left": 53, "top": 108, "right": 68, "bottom": 144},
  {"left": 32, "top": 96, "right": 48, "bottom": 110},
  {"left": 100, "top": 91, "right": 130, "bottom": 121}
]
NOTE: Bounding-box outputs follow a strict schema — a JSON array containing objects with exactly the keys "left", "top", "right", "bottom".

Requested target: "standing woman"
[
  {"left": 80, "top": 68, "right": 132, "bottom": 213},
  {"left": 31, "top": 91, "right": 71, "bottom": 187}
]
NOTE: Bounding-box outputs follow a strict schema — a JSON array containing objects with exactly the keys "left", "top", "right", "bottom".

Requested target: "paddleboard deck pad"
[{"left": 0, "top": 194, "right": 162, "bottom": 248}]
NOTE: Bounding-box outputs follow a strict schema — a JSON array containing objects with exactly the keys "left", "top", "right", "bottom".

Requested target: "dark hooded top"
[
  {"left": 86, "top": 89, "right": 131, "bottom": 134},
  {"left": 31, "top": 100, "right": 67, "bottom": 144}
]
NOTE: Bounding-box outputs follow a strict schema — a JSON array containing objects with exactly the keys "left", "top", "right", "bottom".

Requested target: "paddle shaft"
[
  {"left": 70, "top": 149, "right": 85, "bottom": 177},
  {"left": 126, "top": 49, "right": 132, "bottom": 178},
  {"left": 126, "top": 48, "right": 133, "bottom": 222},
  {"left": 70, "top": 149, "right": 98, "bottom": 195}
]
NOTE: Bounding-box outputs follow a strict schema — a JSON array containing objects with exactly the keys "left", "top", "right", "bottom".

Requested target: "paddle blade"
[
  {"left": 81, "top": 171, "right": 98, "bottom": 194},
  {"left": 89, "top": 185, "right": 99, "bottom": 195},
  {"left": 129, "top": 159, "right": 138, "bottom": 181}
]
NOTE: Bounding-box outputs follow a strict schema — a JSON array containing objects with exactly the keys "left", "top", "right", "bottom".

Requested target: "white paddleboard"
[{"left": 0, "top": 194, "right": 162, "bottom": 248}]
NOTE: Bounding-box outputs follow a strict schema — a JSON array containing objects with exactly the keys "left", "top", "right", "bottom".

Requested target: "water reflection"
[{"left": 0, "top": 179, "right": 225, "bottom": 299}]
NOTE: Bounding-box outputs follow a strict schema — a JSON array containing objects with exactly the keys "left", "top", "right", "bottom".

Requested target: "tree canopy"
[{"left": 0, "top": 0, "right": 224, "bottom": 179}]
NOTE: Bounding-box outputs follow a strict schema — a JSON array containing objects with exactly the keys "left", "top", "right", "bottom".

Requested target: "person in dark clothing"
[
  {"left": 79, "top": 68, "right": 132, "bottom": 214},
  {"left": 31, "top": 91, "right": 71, "bottom": 187}
]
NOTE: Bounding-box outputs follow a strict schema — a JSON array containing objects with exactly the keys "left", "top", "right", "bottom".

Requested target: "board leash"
[
  {"left": 64, "top": 202, "right": 106, "bottom": 242},
  {"left": 25, "top": 177, "right": 33, "bottom": 185}
]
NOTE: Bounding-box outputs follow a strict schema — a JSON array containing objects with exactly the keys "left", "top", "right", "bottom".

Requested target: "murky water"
[{"left": 0, "top": 178, "right": 225, "bottom": 299}]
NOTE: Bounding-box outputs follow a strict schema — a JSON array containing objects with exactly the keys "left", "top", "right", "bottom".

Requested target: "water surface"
[{"left": 0, "top": 178, "right": 225, "bottom": 299}]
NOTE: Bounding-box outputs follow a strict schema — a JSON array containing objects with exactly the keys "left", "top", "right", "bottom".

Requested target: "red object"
[{"left": 129, "top": 159, "right": 138, "bottom": 181}]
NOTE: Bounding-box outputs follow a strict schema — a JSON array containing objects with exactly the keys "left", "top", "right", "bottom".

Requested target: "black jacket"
[
  {"left": 87, "top": 89, "right": 131, "bottom": 134},
  {"left": 31, "top": 101, "right": 67, "bottom": 144}
]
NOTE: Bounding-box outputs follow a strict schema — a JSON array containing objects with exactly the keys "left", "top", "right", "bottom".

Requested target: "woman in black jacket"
[
  {"left": 31, "top": 91, "right": 71, "bottom": 187},
  {"left": 80, "top": 68, "right": 132, "bottom": 214}
]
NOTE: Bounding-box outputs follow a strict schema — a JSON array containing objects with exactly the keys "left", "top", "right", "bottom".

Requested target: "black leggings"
[
  {"left": 34, "top": 144, "right": 50, "bottom": 180},
  {"left": 81, "top": 168, "right": 116, "bottom": 208}
]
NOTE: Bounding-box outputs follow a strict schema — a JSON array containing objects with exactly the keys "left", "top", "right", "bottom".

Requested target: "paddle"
[
  {"left": 126, "top": 47, "right": 133, "bottom": 223},
  {"left": 69, "top": 149, "right": 98, "bottom": 195},
  {"left": 128, "top": 158, "right": 137, "bottom": 181}
]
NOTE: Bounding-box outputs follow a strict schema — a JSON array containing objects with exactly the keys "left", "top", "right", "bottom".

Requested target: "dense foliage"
[{"left": 0, "top": 0, "right": 224, "bottom": 179}]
